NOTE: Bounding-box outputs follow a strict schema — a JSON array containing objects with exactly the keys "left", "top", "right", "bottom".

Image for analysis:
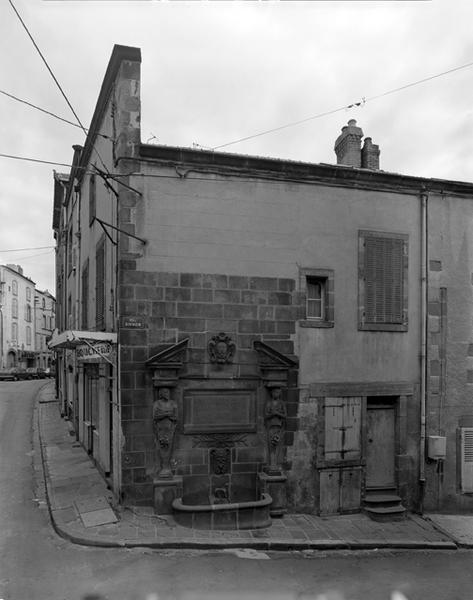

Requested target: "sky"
[{"left": 1, "top": 0, "right": 472, "bottom": 294}]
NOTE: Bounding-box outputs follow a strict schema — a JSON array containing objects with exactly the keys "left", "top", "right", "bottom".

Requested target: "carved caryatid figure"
[
  {"left": 153, "top": 387, "right": 178, "bottom": 478},
  {"left": 264, "top": 387, "right": 286, "bottom": 474}
]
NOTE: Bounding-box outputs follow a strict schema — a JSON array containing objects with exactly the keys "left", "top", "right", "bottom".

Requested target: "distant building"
[
  {"left": 50, "top": 45, "right": 473, "bottom": 520},
  {"left": 34, "top": 288, "right": 56, "bottom": 370},
  {"left": 0, "top": 264, "right": 56, "bottom": 370},
  {"left": 0, "top": 264, "right": 36, "bottom": 368}
]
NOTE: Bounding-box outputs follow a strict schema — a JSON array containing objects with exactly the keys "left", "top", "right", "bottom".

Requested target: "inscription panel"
[{"left": 183, "top": 389, "right": 257, "bottom": 434}]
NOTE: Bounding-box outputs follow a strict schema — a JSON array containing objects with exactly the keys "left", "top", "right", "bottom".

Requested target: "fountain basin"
[{"left": 172, "top": 492, "right": 273, "bottom": 530}]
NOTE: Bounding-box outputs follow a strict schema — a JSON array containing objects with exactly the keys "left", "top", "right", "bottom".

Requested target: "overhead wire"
[
  {"left": 0, "top": 245, "right": 55, "bottom": 253},
  {"left": 211, "top": 60, "right": 473, "bottom": 151},
  {"left": 7, "top": 0, "right": 118, "bottom": 192},
  {"left": 0, "top": 89, "right": 112, "bottom": 140}
]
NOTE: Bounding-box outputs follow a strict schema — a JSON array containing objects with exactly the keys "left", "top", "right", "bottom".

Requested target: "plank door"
[{"left": 366, "top": 403, "right": 396, "bottom": 488}]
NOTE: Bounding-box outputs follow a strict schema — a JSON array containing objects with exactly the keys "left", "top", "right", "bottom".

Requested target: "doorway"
[{"left": 366, "top": 397, "right": 397, "bottom": 490}]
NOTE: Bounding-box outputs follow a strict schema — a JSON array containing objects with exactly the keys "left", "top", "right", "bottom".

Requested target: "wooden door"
[{"left": 366, "top": 403, "right": 396, "bottom": 488}]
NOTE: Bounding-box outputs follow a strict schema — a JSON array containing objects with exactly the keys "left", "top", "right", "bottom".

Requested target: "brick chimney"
[
  {"left": 361, "top": 137, "right": 380, "bottom": 170},
  {"left": 334, "top": 119, "right": 363, "bottom": 167}
]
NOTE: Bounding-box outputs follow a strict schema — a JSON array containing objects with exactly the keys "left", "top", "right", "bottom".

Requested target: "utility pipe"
[{"left": 419, "top": 188, "right": 429, "bottom": 513}]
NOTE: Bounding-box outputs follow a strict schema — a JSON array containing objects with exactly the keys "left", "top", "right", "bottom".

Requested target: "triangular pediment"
[
  {"left": 253, "top": 340, "right": 298, "bottom": 369},
  {"left": 146, "top": 338, "right": 189, "bottom": 368}
]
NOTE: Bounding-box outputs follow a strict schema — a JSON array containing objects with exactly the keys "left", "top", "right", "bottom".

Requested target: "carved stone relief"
[
  {"left": 152, "top": 386, "right": 178, "bottom": 479},
  {"left": 208, "top": 332, "right": 236, "bottom": 364}
]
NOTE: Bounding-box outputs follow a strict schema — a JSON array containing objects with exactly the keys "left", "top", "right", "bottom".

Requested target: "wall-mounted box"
[{"left": 428, "top": 435, "right": 446, "bottom": 460}]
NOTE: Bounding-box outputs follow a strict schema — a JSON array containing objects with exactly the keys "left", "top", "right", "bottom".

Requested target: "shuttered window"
[
  {"left": 324, "top": 397, "right": 361, "bottom": 462},
  {"left": 95, "top": 240, "right": 105, "bottom": 330},
  {"left": 359, "top": 231, "right": 408, "bottom": 331},
  {"left": 81, "top": 260, "right": 89, "bottom": 330},
  {"left": 89, "top": 174, "right": 96, "bottom": 226},
  {"left": 461, "top": 428, "right": 473, "bottom": 493}
]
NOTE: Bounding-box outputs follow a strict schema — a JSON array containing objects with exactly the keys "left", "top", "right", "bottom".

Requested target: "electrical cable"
[
  {"left": 0, "top": 89, "right": 112, "bottom": 140},
  {"left": 7, "top": 0, "right": 116, "bottom": 182},
  {"left": 0, "top": 245, "right": 54, "bottom": 253},
  {"left": 211, "top": 60, "right": 473, "bottom": 151}
]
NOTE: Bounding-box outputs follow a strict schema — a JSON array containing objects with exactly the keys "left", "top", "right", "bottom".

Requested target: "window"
[
  {"left": 89, "top": 173, "right": 96, "bottom": 225},
  {"left": 461, "top": 428, "right": 473, "bottom": 493},
  {"left": 42, "top": 297, "right": 45, "bottom": 309},
  {"left": 299, "top": 268, "right": 334, "bottom": 328},
  {"left": 358, "top": 230, "right": 408, "bottom": 332},
  {"left": 95, "top": 239, "right": 105, "bottom": 329},
  {"left": 307, "top": 278, "right": 325, "bottom": 319},
  {"left": 43, "top": 315, "right": 47, "bottom": 329},
  {"left": 12, "top": 280, "right": 17, "bottom": 295},
  {"left": 26, "top": 304, "right": 32, "bottom": 322},
  {"left": 26, "top": 287, "right": 31, "bottom": 301},
  {"left": 26, "top": 326, "right": 31, "bottom": 346},
  {"left": 81, "top": 260, "right": 89, "bottom": 329},
  {"left": 12, "top": 298, "right": 18, "bottom": 318},
  {"left": 11, "top": 322, "right": 17, "bottom": 342},
  {"left": 67, "top": 225, "right": 74, "bottom": 275}
]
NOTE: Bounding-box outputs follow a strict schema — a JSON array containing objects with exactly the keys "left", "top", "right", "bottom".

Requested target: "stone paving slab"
[
  {"left": 425, "top": 514, "right": 473, "bottom": 547},
  {"left": 35, "top": 382, "right": 458, "bottom": 551}
]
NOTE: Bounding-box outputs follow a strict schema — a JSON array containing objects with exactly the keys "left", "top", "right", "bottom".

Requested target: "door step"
[{"left": 363, "top": 490, "right": 406, "bottom": 522}]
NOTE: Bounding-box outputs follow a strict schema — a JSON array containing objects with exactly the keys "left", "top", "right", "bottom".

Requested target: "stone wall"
[{"left": 118, "top": 268, "right": 303, "bottom": 505}]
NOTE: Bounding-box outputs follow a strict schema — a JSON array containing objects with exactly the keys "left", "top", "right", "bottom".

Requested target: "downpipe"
[{"left": 419, "top": 188, "right": 428, "bottom": 514}]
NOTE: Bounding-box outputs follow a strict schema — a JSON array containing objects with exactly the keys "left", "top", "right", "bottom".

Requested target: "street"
[{"left": 0, "top": 381, "right": 472, "bottom": 600}]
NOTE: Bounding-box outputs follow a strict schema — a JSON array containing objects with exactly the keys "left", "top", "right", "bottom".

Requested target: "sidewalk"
[{"left": 35, "top": 382, "right": 459, "bottom": 551}]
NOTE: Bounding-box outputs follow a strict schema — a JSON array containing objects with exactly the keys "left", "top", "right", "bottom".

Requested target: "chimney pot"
[
  {"left": 334, "top": 120, "right": 364, "bottom": 167},
  {"left": 361, "top": 136, "right": 380, "bottom": 170}
]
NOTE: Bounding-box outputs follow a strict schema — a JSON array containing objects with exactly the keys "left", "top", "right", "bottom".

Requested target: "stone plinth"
[
  {"left": 259, "top": 472, "right": 287, "bottom": 517},
  {"left": 154, "top": 476, "right": 183, "bottom": 515}
]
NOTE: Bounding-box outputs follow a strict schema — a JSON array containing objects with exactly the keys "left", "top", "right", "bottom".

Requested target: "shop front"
[{"left": 48, "top": 330, "right": 118, "bottom": 479}]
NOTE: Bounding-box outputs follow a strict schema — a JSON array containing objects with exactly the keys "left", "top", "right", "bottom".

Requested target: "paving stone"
[{"left": 80, "top": 508, "right": 118, "bottom": 527}]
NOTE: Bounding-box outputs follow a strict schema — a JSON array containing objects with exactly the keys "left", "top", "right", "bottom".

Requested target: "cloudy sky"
[{"left": 1, "top": 0, "right": 472, "bottom": 293}]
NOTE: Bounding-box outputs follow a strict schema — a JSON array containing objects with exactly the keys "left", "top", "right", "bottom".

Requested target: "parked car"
[
  {"left": 45, "top": 367, "right": 56, "bottom": 379},
  {"left": 0, "top": 368, "right": 19, "bottom": 381},
  {"left": 36, "top": 368, "right": 47, "bottom": 379},
  {"left": 25, "top": 367, "right": 41, "bottom": 379},
  {"left": 10, "top": 367, "right": 28, "bottom": 380}
]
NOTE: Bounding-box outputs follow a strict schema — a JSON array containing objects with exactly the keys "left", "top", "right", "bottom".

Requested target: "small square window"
[{"left": 299, "top": 268, "right": 334, "bottom": 328}]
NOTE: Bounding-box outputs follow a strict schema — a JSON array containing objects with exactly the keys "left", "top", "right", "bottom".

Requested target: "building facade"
[
  {"left": 0, "top": 264, "right": 36, "bottom": 368},
  {"left": 0, "top": 264, "right": 56, "bottom": 371},
  {"left": 50, "top": 45, "right": 473, "bottom": 517},
  {"left": 35, "top": 289, "right": 56, "bottom": 370}
]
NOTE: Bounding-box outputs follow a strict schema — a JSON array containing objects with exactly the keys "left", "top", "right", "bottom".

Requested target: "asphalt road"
[{"left": 0, "top": 381, "right": 471, "bottom": 600}]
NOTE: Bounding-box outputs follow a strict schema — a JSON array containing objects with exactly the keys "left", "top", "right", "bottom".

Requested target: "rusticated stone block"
[
  {"left": 135, "top": 286, "right": 163, "bottom": 300},
  {"left": 152, "top": 301, "right": 176, "bottom": 317},
  {"left": 165, "top": 287, "right": 191, "bottom": 301},
  {"left": 203, "top": 274, "right": 228, "bottom": 288},
  {"left": 249, "top": 277, "right": 278, "bottom": 291},
  {"left": 229, "top": 275, "right": 249, "bottom": 289},
  {"left": 268, "top": 292, "right": 292, "bottom": 305},
  {"left": 180, "top": 273, "right": 203, "bottom": 287},
  {"left": 223, "top": 304, "right": 258, "bottom": 320},
  {"left": 192, "top": 288, "right": 213, "bottom": 302},
  {"left": 178, "top": 302, "right": 223, "bottom": 318},
  {"left": 157, "top": 272, "right": 179, "bottom": 287},
  {"left": 119, "top": 329, "right": 148, "bottom": 346},
  {"left": 241, "top": 290, "right": 267, "bottom": 305},
  {"left": 214, "top": 289, "right": 240, "bottom": 303},
  {"left": 278, "top": 278, "right": 295, "bottom": 292}
]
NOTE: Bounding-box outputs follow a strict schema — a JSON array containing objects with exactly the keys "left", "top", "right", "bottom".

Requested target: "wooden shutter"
[
  {"left": 364, "top": 236, "right": 404, "bottom": 324},
  {"left": 461, "top": 428, "right": 473, "bottom": 493},
  {"left": 95, "top": 241, "right": 105, "bottom": 329},
  {"left": 81, "top": 260, "right": 89, "bottom": 330},
  {"left": 324, "top": 397, "right": 361, "bottom": 461},
  {"left": 89, "top": 174, "right": 96, "bottom": 225}
]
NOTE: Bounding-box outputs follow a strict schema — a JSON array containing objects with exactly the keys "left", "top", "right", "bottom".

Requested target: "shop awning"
[{"left": 48, "top": 329, "right": 118, "bottom": 349}]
